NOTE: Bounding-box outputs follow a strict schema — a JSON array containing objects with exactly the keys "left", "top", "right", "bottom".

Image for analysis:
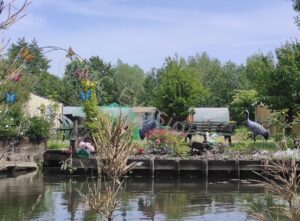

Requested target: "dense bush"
[
  {"left": 146, "top": 129, "right": 189, "bottom": 157},
  {"left": 47, "top": 139, "right": 70, "bottom": 150},
  {"left": 0, "top": 106, "right": 25, "bottom": 140},
  {"left": 25, "top": 116, "right": 51, "bottom": 142}
]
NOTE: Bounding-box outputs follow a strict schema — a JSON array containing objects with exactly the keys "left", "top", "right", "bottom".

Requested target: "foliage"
[
  {"left": 258, "top": 41, "right": 300, "bottom": 126},
  {"left": 7, "top": 38, "right": 50, "bottom": 76},
  {"left": 81, "top": 80, "right": 101, "bottom": 133},
  {"left": 25, "top": 116, "right": 51, "bottom": 142},
  {"left": 146, "top": 129, "right": 189, "bottom": 157},
  {"left": 156, "top": 56, "right": 207, "bottom": 121},
  {"left": 47, "top": 139, "right": 70, "bottom": 150},
  {"left": 229, "top": 140, "right": 277, "bottom": 154},
  {"left": 229, "top": 138, "right": 295, "bottom": 155},
  {"left": 230, "top": 89, "right": 259, "bottom": 123},
  {"left": 187, "top": 53, "right": 241, "bottom": 107},
  {"left": 113, "top": 59, "right": 145, "bottom": 106},
  {"left": 0, "top": 105, "right": 26, "bottom": 140},
  {"left": 140, "top": 68, "right": 160, "bottom": 106},
  {"left": 33, "top": 72, "right": 64, "bottom": 102},
  {"left": 62, "top": 56, "right": 115, "bottom": 105},
  {"left": 291, "top": 0, "right": 300, "bottom": 28},
  {"left": 243, "top": 53, "right": 275, "bottom": 91},
  {"left": 38, "top": 102, "right": 60, "bottom": 128},
  {"left": 0, "top": 111, "right": 19, "bottom": 140},
  {"left": 79, "top": 113, "right": 138, "bottom": 221},
  {"left": 60, "top": 157, "right": 77, "bottom": 174},
  {"left": 234, "top": 126, "right": 251, "bottom": 141},
  {"left": 250, "top": 140, "right": 300, "bottom": 221},
  {"left": 131, "top": 140, "right": 147, "bottom": 156}
]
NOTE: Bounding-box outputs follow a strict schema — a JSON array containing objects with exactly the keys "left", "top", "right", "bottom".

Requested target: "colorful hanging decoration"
[
  {"left": 79, "top": 90, "right": 92, "bottom": 101},
  {"left": 7, "top": 71, "right": 23, "bottom": 83},
  {"left": 20, "top": 47, "right": 36, "bottom": 63},
  {"left": 66, "top": 47, "right": 75, "bottom": 59},
  {"left": 74, "top": 68, "right": 89, "bottom": 80},
  {"left": 5, "top": 92, "right": 17, "bottom": 104}
]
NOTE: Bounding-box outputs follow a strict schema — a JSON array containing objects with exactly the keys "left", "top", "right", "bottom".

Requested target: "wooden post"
[{"left": 151, "top": 158, "right": 155, "bottom": 178}]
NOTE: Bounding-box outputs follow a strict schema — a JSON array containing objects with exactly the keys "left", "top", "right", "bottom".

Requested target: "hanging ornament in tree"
[
  {"left": 20, "top": 47, "right": 36, "bottom": 63},
  {"left": 5, "top": 92, "right": 17, "bottom": 104},
  {"left": 66, "top": 47, "right": 75, "bottom": 59},
  {"left": 7, "top": 71, "right": 23, "bottom": 83},
  {"left": 79, "top": 90, "right": 92, "bottom": 101},
  {"left": 74, "top": 68, "right": 89, "bottom": 80}
]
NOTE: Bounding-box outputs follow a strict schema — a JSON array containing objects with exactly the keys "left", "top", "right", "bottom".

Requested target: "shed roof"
[
  {"left": 63, "top": 104, "right": 135, "bottom": 120},
  {"left": 132, "top": 107, "right": 157, "bottom": 113}
]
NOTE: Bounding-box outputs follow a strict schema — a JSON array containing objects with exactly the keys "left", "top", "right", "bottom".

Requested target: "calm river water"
[{"left": 0, "top": 172, "right": 270, "bottom": 221}]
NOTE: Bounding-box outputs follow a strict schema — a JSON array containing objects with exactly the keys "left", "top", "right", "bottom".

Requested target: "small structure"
[
  {"left": 185, "top": 107, "right": 234, "bottom": 144},
  {"left": 24, "top": 93, "right": 63, "bottom": 129},
  {"left": 132, "top": 107, "right": 160, "bottom": 128}
]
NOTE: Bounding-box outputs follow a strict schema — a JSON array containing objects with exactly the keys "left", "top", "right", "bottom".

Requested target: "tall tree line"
[{"left": 2, "top": 37, "right": 300, "bottom": 125}]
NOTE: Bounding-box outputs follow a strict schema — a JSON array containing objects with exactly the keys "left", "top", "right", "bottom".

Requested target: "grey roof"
[{"left": 63, "top": 105, "right": 135, "bottom": 120}]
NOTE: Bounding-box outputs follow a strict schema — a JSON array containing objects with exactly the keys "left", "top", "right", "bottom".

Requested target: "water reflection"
[{"left": 0, "top": 173, "right": 270, "bottom": 221}]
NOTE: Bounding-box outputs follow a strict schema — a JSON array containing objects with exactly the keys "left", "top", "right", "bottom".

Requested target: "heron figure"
[
  {"left": 243, "top": 110, "right": 269, "bottom": 141},
  {"left": 139, "top": 120, "right": 157, "bottom": 140}
]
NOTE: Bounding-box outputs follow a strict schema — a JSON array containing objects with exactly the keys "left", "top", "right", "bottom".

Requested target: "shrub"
[
  {"left": 146, "top": 129, "right": 189, "bottom": 157},
  {"left": 47, "top": 139, "right": 70, "bottom": 150},
  {"left": 235, "top": 126, "right": 251, "bottom": 141},
  {"left": 0, "top": 114, "right": 18, "bottom": 140},
  {"left": 0, "top": 106, "right": 25, "bottom": 140},
  {"left": 229, "top": 140, "right": 276, "bottom": 154},
  {"left": 25, "top": 116, "right": 51, "bottom": 142},
  {"left": 131, "top": 140, "right": 147, "bottom": 156}
]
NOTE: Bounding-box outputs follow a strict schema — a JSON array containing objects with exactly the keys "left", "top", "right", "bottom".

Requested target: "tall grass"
[
  {"left": 250, "top": 137, "right": 300, "bottom": 221},
  {"left": 78, "top": 113, "right": 139, "bottom": 221}
]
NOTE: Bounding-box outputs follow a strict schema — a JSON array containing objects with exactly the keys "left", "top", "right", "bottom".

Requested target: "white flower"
[{"left": 5, "top": 125, "right": 8, "bottom": 128}]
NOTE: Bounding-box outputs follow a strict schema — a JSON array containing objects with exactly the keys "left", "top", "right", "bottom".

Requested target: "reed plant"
[
  {"left": 250, "top": 134, "right": 300, "bottom": 221},
  {"left": 79, "top": 112, "right": 139, "bottom": 221}
]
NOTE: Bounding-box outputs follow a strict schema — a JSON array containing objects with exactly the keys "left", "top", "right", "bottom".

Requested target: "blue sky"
[{"left": 5, "top": 0, "right": 300, "bottom": 76}]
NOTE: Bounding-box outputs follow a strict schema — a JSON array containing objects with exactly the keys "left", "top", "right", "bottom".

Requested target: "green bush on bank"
[
  {"left": 229, "top": 137, "right": 295, "bottom": 154},
  {"left": 47, "top": 139, "right": 70, "bottom": 150}
]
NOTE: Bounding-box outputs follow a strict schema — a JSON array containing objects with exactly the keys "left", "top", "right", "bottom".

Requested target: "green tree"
[
  {"left": 261, "top": 41, "right": 300, "bottom": 125},
  {"left": 243, "top": 53, "right": 275, "bottom": 91},
  {"left": 140, "top": 68, "right": 161, "bottom": 106},
  {"left": 230, "top": 89, "right": 259, "bottom": 124},
  {"left": 61, "top": 60, "right": 83, "bottom": 105},
  {"left": 88, "top": 56, "right": 116, "bottom": 104},
  {"left": 155, "top": 57, "right": 207, "bottom": 121},
  {"left": 7, "top": 38, "right": 50, "bottom": 76},
  {"left": 32, "top": 72, "right": 64, "bottom": 102},
  {"left": 187, "top": 53, "right": 240, "bottom": 106},
  {"left": 291, "top": 0, "right": 300, "bottom": 27},
  {"left": 62, "top": 56, "right": 116, "bottom": 106},
  {"left": 113, "top": 60, "right": 145, "bottom": 106}
]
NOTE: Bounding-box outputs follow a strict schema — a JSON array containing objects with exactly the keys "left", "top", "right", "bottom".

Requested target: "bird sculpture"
[
  {"left": 243, "top": 110, "right": 269, "bottom": 141},
  {"left": 139, "top": 119, "right": 157, "bottom": 140}
]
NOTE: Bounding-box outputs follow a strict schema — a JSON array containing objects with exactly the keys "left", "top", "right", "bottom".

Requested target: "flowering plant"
[
  {"left": 146, "top": 129, "right": 189, "bottom": 157},
  {"left": 131, "top": 141, "right": 145, "bottom": 156}
]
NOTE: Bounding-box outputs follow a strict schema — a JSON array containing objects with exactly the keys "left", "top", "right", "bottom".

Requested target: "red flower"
[{"left": 137, "top": 148, "right": 144, "bottom": 155}]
